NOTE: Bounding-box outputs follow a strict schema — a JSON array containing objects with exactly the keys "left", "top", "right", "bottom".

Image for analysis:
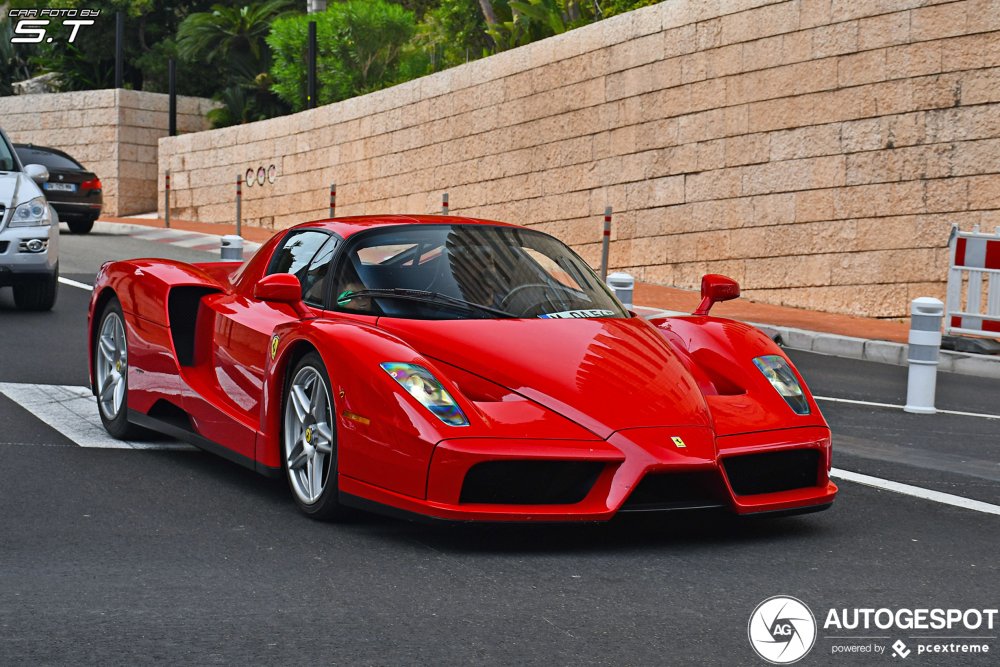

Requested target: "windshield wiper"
[{"left": 336, "top": 288, "right": 516, "bottom": 318}]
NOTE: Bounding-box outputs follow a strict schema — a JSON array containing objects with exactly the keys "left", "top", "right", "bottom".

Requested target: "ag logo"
[
  {"left": 270, "top": 334, "right": 280, "bottom": 360},
  {"left": 748, "top": 596, "right": 817, "bottom": 664}
]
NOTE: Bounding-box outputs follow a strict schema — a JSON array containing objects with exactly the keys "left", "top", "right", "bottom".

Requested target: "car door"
[{"left": 193, "top": 230, "right": 338, "bottom": 458}]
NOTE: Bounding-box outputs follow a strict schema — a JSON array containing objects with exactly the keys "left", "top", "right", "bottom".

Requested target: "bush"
[{"left": 268, "top": 0, "right": 422, "bottom": 111}]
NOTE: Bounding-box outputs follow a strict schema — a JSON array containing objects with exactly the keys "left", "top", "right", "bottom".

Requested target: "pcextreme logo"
[{"left": 748, "top": 595, "right": 818, "bottom": 664}]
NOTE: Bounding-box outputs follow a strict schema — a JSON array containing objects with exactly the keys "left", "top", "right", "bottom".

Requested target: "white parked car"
[{"left": 0, "top": 128, "right": 59, "bottom": 310}]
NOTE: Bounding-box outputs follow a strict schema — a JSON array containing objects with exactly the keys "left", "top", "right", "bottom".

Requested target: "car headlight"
[
  {"left": 9, "top": 196, "right": 52, "bottom": 227},
  {"left": 752, "top": 355, "right": 810, "bottom": 415},
  {"left": 380, "top": 362, "right": 469, "bottom": 426}
]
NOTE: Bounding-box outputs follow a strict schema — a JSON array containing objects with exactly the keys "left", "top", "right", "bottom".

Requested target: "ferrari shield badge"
[
  {"left": 270, "top": 334, "right": 280, "bottom": 360},
  {"left": 671, "top": 436, "right": 686, "bottom": 448}
]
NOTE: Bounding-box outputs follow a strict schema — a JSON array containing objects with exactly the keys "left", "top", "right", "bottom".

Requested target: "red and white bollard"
[
  {"left": 600, "top": 206, "right": 612, "bottom": 281},
  {"left": 329, "top": 182, "right": 336, "bottom": 219},
  {"left": 441, "top": 192, "right": 449, "bottom": 215}
]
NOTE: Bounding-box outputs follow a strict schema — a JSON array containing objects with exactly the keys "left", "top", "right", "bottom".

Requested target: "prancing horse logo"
[{"left": 270, "top": 334, "right": 280, "bottom": 360}]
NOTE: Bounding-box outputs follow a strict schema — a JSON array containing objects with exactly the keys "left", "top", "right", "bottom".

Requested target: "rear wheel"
[
  {"left": 282, "top": 352, "right": 346, "bottom": 520},
  {"left": 13, "top": 264, "right": 58, "bottom": 311},
  {"left": 94, "top": 298, "right": 145, "bottom": 439},
  {"left": 67, "top": 219, "right": 94, "bottom": 234}
]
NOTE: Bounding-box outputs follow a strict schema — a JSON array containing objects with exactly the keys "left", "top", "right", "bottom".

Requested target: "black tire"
[
  {"left": 93, "top": 297, "right": 147, "bottom": 440},
  {"left": 13, "top": 264, "right": 58, "bottom": 311},
  {"left": 67, "top": 219, "right": 95, "bottom": 234},
  {"left": 282, "top": 352, "right": 348, "bottom": 521}
]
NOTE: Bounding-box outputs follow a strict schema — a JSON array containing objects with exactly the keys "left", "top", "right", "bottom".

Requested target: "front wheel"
[
  {"left": 282, "top": 352, "right": 347, "bottom": 520},
  {"left": 13, "top": 265, "right": 58, "bottom": 311}
]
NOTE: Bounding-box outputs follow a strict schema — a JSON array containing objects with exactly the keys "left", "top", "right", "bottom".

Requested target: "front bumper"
[
  {"left": 338, "top": 425, "right": 837, "bottom": 522},
  {"left": 0, "top": 217, "right": 59, "bottom": 284}
]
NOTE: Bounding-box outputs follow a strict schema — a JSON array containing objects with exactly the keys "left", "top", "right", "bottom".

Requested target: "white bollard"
[
  {"left": 904, "top": 297, "right": 944, "bottom": 414},
  {"left": 606, "top": 271, "right": 634, "bottom": 309},
  {"left": 221, "top": 235, "right": 244, "bottom": 262}
]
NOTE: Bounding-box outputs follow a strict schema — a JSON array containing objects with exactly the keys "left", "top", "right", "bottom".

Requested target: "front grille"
[
  {"left": 621, "top": 471, "right": 727, "bottom": 511},
  {"left": 460, "top": 460, "right": 604, "bottom": 505},
  {"left": 723, "top": 449, "right": 820, "bottom": 496}
]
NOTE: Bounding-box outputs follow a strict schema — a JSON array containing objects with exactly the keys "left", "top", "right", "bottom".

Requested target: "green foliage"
[
  {"left": 0, "top": 16, "right": 36, "bottom": 95},
  {"left": 267, "top": 0, "right": 421, "bottom": 112},
  {"left": 176, "top": 1, "right": 296, "bottom": 127},
  {"left": 486, "top": 0, "right": 600, "bottom": 51},
  {"left": 9, "top": 0, "right": 216, "bottom": 94},
  {"left": 600, "top": 0, "right": 662, "bottom": 18},
  {"left": 417, "top": 0, "right": 491, "bottom": 70}
]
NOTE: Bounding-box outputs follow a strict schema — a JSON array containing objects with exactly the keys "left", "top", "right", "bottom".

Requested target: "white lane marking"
[
  {"left": 831, "top": 468, "right": 1000, "bottom": 516},
  {"left": 815, "top": 395, "right": 1000, "bottom": 420},
  {"left": 58, "top": 276, "right": 93, "bottom": 292},
  {"left": 0, "top": 383, "right": 192, "bottom": 451}
]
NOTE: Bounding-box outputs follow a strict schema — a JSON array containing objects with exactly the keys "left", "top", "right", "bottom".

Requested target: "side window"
[
  {"left": 268, "top": 230, "right": 329, "bottom": 282},
  {"left": 301, "top": 235, "right": 341, "bottom": 306}
]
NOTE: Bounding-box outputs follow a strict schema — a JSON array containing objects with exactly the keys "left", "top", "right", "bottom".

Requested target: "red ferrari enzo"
[{"left": 88, "top": 215, "right": 836, "bottom": 521}]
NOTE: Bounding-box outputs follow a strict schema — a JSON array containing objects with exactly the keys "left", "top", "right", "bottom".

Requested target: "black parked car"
[{"left": 13, "top": 144, "right": 102, "bottom": 234}]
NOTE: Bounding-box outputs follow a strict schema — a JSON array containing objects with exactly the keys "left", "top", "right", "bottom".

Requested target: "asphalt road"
[{"left": 0, "top": 225, "right": 997, "bottom": 666}]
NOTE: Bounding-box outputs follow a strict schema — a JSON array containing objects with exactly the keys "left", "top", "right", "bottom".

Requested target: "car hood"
[
  {"left": 0, "top": 172, "right": 42, "bottom": 210},
  {"left": 377, "top": 316, "right": 712, "bottom": 439}
]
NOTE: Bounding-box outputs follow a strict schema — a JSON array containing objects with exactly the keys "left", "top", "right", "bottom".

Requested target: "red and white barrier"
[{"left": 945, "top": 224, "right": 1000, "bottom": 338}]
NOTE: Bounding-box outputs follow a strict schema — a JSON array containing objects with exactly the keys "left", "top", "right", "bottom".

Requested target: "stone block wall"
[
  {"left": 158, "top": 0, "right": 1000, "bottom": 319},
  {"left": 1, "top": 89, "right": 214, "bottom": 216}
]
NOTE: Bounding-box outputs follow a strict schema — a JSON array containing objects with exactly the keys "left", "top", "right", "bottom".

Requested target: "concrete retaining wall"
[
  {"left": 157, "top": 0, "right": 1000, "bottom": 319},
  {"left": 1, "top": 89, "right": 215, "bottom": 216}
]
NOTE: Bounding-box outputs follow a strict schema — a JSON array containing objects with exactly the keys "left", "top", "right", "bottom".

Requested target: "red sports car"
[{"left": 88, "top": 215, "right": 836, "bottom": 521}]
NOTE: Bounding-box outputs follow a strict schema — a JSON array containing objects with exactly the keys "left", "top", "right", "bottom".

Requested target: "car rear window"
[{"left": 14, "top": 147, "right": 83, "bottom": 171}]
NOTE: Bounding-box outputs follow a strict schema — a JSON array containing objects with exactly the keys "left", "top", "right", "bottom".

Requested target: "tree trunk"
[{"left": 478, "top": 0, "right": 498, "bottom": 26}]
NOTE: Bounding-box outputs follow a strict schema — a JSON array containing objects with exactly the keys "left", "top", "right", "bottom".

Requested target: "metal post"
[
  {"left": 329, "top": 182, "right": 336, "bottom": 218},
  {"left": 236, "top": 174, "right": 242, "bottom": 237},
  {"left": 441, "top": 192, "right": 449, "bottom": 215},
  {"left": 904, "top": 297, "right": 944, "bottom": 414},
  {"left": 606, "top": 272, "right": 634, "bottom": 309},
  {"left": 168, "top": 58, "right": 177, "bottom": 137},
  {"left": 307, "top": 21, "right": 317, "bottom": 110},
  {"left": 115, "top": 11, "right": 124, "bottom": 89},
  {"left": 164, "top": 170, "right": 170, "bottom": 228},
  {"left": 600, "top": 206, "right": 612, "bottom": 282}
]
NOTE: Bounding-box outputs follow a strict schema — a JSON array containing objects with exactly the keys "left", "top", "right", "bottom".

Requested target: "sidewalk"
[{"left": 97, "top": 215, "right": 1000, "bottom": 379}]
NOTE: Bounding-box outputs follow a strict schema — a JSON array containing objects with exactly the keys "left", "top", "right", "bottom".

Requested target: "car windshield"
[
  {"left": 333, "top": 224, "right": 629, "bottom": 320},
  {"left": 14, "top": 146, "right": 83, "bottom": 171},
  {"left": 0, "top": 136, "right": 17, "bottom": 172}
]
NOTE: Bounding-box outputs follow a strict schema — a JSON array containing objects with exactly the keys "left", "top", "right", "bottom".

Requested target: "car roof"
[
  {"left": 13, "top": 143, "right": 75, "bottom": 159},
  {"left": 290, "top": 214, "right": 520, "bottom": 239}
]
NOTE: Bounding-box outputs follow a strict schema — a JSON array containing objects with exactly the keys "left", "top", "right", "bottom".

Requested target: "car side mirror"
[
  {"left": 254, "top": 273, "right": 303, "bottom": 304},
  {"left": 24, "top": 163, "right": 49, "bottom": 185},
  {"left": 693, "top": 274, "right": 740, "bottom": 316}
]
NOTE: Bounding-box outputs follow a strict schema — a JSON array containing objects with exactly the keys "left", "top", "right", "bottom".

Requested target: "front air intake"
[
  {"left": 620, "top": 471, "right": 727, "bottom": 511},
  {"left": 723, "top": 449, "right": 820, "bottom": 496},
  {"left": 459, "top": 460, "right": 603, "bottom": 505}
]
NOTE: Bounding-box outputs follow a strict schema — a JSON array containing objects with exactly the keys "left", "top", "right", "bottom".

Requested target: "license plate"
[{"left": 45, "top": 182, "right": 76, "bottom": 192}]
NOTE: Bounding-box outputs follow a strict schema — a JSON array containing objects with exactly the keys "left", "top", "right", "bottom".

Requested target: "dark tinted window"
[
  {"left": 267, "top": 230, "right": 330, "bottom": 293},
  {"left": 333, "top": 225, "right": 628, "bottom": 320},
  {"left": 14, "top": 147, "right": 83, "bottom": 171},
  {"left": 301, "top": 235, "right": 340, "bottom": 306},
  {"left": 0, "top": 137, "right": 15, "bottom": 172}
]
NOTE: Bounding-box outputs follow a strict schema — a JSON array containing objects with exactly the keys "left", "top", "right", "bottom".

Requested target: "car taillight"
[{"left": 81, "top": 178, "right": 102, "bottom": 191}]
